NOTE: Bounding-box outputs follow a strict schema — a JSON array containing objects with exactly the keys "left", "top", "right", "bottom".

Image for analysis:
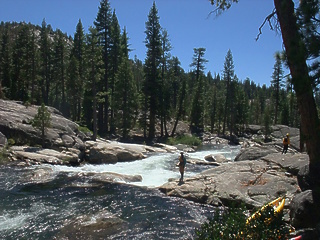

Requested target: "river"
[{"left": 0, "top": 144, "right": 240, "bottom": 240}]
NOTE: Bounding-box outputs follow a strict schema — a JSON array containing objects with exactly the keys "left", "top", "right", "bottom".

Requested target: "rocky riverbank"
[
  {"left": 1, "top": 99, "right": 319, "bottom": 238},
  {"left": 0, "top": 99, "right": 179, "bottom": 166},
  {"left": 159, "top": 127, "right": 319, "bottom": 238}
]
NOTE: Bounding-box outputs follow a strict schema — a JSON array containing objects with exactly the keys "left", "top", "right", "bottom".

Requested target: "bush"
[
  {"left": 7, "top": 138, "right": 15, "bottom": 146},
  {"left": 195, "top": 204, "right": 290, "bottom": 240},
  {"left": 167, "top": 135, "right": 202, "bottom": 146},
  {"left": 78, "top": 126, "right": 93, "bottom": 134},
  {"left": 32, "top": 103, "right": 51, "bottom": 147},
  {"left": 0, "top": 148, "right": 9, "bottom": 165}
]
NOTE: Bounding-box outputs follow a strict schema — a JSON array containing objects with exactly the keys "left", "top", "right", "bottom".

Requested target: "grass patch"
[{"left": 167, "top": 135, "right": 202, "bottom": 146}]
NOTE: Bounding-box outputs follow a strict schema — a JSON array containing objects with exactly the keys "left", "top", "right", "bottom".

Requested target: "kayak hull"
[{"left": 246, "top": 197, "right": 285, "bottom": 224}]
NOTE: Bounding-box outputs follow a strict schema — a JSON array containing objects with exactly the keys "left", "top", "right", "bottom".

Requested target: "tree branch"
[{"left": 256, "top": 9, "right": 277, "bottom": 41}]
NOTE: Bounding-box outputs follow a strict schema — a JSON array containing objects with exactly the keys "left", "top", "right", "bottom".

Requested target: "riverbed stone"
[
  {"left": 91, "top": 172, "right": 143, "bottom": 184},
  {"left": 9, "top": 146, "right": 80, "bottom": 165},
  {"left": 26, "top": 167, "right": 56, "bottom": 183},
  {"left": 187, "top": 158, "right": 220, "bottom": 166},
  {"left": 204, "top": 153, "right": 228, "bottom": 163},
  {"left": 234, "top": 145, "right": 278, "bottom": 162},
  {"left": 261, "top": 152, "right": 309, "bottom": 175},
  {"left": 245, "top": 125, "right": 263, "bottom": 135},
  {"left": 290, "top": 190, "right": 320, "bottom": 229},
  {"left": 86, "top": 140, "right": 145, "bottom": 164},
  {"left": 85, "top": 139, "right": 171, "bottom": 164},
  {"left": 159, "top": 158, "right": 301, "bottom": 208},
  {"left": 57, "top": 210, "right": 127, "bottom": 239}
]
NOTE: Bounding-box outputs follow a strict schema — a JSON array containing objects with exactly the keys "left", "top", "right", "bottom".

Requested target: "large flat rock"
[{"left": 159, "top": 155, "right": 302, "bottom": 208}]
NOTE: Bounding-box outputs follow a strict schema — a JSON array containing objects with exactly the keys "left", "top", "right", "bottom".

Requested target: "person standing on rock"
[
  {"left": 178, "top": 152, "right": 187, "bottom": 182},
  {"left": 282, "top": 133, "right": 290, "bottom": 154}
]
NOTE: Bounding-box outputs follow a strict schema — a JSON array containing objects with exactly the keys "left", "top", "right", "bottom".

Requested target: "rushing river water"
[{"left": 0, "top": 145, "right": 240, "bottom": 240}]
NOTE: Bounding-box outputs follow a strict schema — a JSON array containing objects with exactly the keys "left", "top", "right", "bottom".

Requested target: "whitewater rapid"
[
  {"left": 0, "top": 144, "right": 240, "bottom": 239},
  {"left": 47, "top": 145, "right": 240, "bottom": 187}
]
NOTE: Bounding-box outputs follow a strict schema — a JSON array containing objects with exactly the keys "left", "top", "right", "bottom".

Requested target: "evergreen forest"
[{"left": 1, "top": 1, "right": 318, "bottom": 141}]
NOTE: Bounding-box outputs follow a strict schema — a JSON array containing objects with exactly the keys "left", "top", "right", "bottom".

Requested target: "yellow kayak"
[{"left": 246, "top": 197, "right": 285, "bottom": 224}]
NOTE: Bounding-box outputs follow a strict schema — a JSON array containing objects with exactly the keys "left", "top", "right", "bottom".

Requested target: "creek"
[{"left": 0, "top": 144, "right": 239, "bottom": 239}]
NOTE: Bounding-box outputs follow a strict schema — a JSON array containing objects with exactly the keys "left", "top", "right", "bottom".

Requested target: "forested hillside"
[{"left": 0, "top": 1, "right": 304, "bottom": 140}]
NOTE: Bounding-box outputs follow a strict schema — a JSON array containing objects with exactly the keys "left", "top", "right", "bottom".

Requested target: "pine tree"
[
  {"left": 208, "top": 73, "right": 220, "bottom": 133},
  {"left": 216, "top": 86, "right": 225, "bottom": 135},
  {"left": 94, "top": 0, "right": 113, "bottom": 135},
  {"left": 52, "top": 29, "right": 67, "bottom": 113},
  {"left": 159, "top": 29, "right": 172, "bottom": 137},
  {"left": 0, "top": 25, "right": 11, "bottom": 98},
  {"left": 70, "top": 19, "right": 86, "bottom": 122},
  {"left": 39, "top": 19, "right": 52, "bottom": 105},
  {"left": 168, "top": 56, "right": 183, "bottom": 111},
  {"left": 280, "top": 95, "right": 290, "bottom": 126},
  {"left": 132, "top": 55, "right": 144, "bottom": 93},
  {"left": 109, "top": 10, "right": 121, "bottom": 134},
  {"left": 67, "top": 56, "right": 80, "bottom": 120},
  {"left": 297, "top": 0, "right": 320, "bottom": 84},
  {"left": 171, "top": 75, "right": 187, "bottom": 137},
  {"left": 222, "top": 49, "right": 235, "bottom": 136},
  {"left": 29, "top": 27, "right": 38, "bottom": 104},
  {"left": 144, "top": 1, "right": 162, "bottom": 140},
  {"left": 190, "top": 76, "right": 204, "bottom": 132},
  {"left": 115, "top": 29, "right": 137, "bottom": 139},
  {"left": 190, "top": 48, "right": 208, "bottom": 84},
  {"left": 189, "top": 48, "right": 208, "bottom": 133},
  {"left": 271, "top": 51, "right": 284, "bottom": 124},
  {"left": 12, "top": 24, "right": 32, "bottom": 102},
  {"left": 85, "top": 26, "right": 104, "bottom": 140},
  {"left": 234, "top": 81, "right": 249, "bottom": 135},
  {"left": 32, "top": 103, "right": 51, "bottom": 148}
]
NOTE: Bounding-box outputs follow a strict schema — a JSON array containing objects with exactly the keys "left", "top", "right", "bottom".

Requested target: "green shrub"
[
  {"left": 7, "top": 138, "right": 15, "bottom": 146},
  {"left": 167, "top": 135, "right": 202, "bottom": 146},
  {"left": 32, "top": 103, "right": 51, "bottom": 148},
  {"left": 78, "top": 126, "right": 92, "bottom": 134},
  {"left": 0, "top": 148, "right": 9, "bottom": 164},
  {"left": 195, "top": 204, "right": 290, "bottom": 240}
]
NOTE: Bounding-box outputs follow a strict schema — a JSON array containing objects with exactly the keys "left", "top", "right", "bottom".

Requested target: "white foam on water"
[
  {"left": 0, "top": 212, "right": 30, "bottom": 231},
  {"left": 48, "top": 153, "right": 191, "bottom": 187},
  {"left": 46, "top": 146, "right": 240, "bottom": 188},
  {"left": 187, "top": 145, "right": 239, "bottom": 160}
]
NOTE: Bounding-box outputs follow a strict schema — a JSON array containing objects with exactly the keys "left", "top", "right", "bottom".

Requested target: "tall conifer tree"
[
  {"left": 190, "top": 48, "right": 208, "bottom": 132},
  {"left": 94, "top": 0, "right": 113, "bottom": 135},
  {"left": 109, "top": 10, "right": 121, "bottom": 134},
  {"left": 67, "top": 56, "right": 80, "bottom": 120},
  {"left": 70, "top": 19, "right": 86, "bottom": 122},
  {"left": 222, "top": 49, "right": 235, "bottom": 136},
  {"left": 115, "top": 28, "right": 138, "bottom": 139},
  {"left": 85, "top": 26, "right": 104, "bottom": 140},
  {"left": 39, "top": 19, "right": 51, "bottom": 105},
  {"left": 52, "top": 29, "right": 67, "bottom": 112},
  {"left": 0, "top": 25, "right": 11, "bottom": 98},
  {"left": 159, "top": 29, "right": 172, "bottom": 137},
  {"left": 144, "top": 1, "right": 162, "bottom": 140},
  {"left": 271, "top": 51, "right": 284, "bottom": 124},
  {"left": 29, "top": 27, "right": 38, "bottom": 104}
]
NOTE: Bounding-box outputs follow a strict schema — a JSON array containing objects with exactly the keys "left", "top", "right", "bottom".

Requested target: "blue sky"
[{"left": 0, "top": 0, "right": 287, "bottom": 86}]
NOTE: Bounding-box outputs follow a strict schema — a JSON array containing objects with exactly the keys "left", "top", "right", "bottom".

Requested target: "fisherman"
[
  {"left": 282, "top": 133, "right": 290, "bottom": 154},
  {"left": 178, "top": 152, "right": 187, "bottom": 182}
]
